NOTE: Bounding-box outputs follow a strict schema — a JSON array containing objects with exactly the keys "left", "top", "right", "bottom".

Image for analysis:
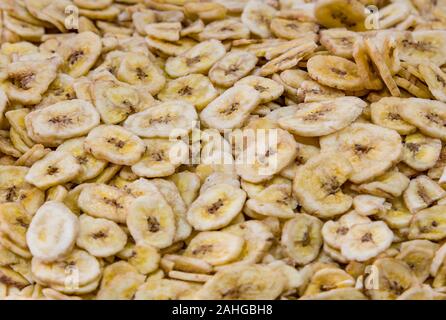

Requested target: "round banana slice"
[
  {"left": 320, "top": 123, "right": 403, "bottom": 184},
  {"left": 322, "top": 211, "right": 371, "bottom": 249},
  {"left": 402, "top": 133, "right": 441, "bottom": 171},
  {"left": 398, "top": 98, "right": 446, "bottom": 141},
  {"left": 0, "top": 203, "right": 31, "bottom": 250},
  {"left": 319, "top": 28, "right": 360, "bottom": 58},
  {"left": 76, "top": 214, "right": 127, "bottom": 258},
  {"left": 127, "top": 195, "right": 176, "bottom": 249},
  {"left": 3, "top": 13, "right": 44, "bottom": 42},
  {"left": 314, "top": 0, "right": 366, "bottom": 31},
  {"left": 0, "top": 165, "right": 45, "bottom": 215},
  {"left": 31, "top": 249, "right": 100, "bottom": 287},
  {"left": 278, "top": 97, "right": 365, "bottom": 136},
  {"left": 408, "top": 205, "right": 446, "bottom": 240},
  {"left": 341, "top": 221, "right": 394, "bottom": 262},
  {"left": 419, "top": 63, "right": 446, "bottom": 103},
  {"left": 397, "top": 245, "right": 434, "bottom": 283},
  {"left": 187, "top": 184, "right": 246, "bottom": 231},
  {"left": 78, "top": 183, "right": 132, "bottom": 223},
  {"left": 209, "top": 50, "right": 258, "bottom": 88},
  {"left": 25, "top": 151, "right": 81, "bottom": 190},
  {"left": 124, "top": 100, "right": 198, "bottom": 138},
  {"left": 303, "top": 267, "right": 355, "bottom": 296},
  {"left": 246, "top": 183, "right": 297, "bottom": 219},
  {"left": 127, "top": 243, "right": 160, "bottom": 275},
  {"left": 116, "top": 52, "right": 165, "bottom": 95},
  {"left": 236, "top": 128, "right": 297, "bottom": 183},
  {"left": 145, "top": 22, "right": 181, "bottom": 42},
  {"left": 307, "top": 55, "right": 364, "bottom": 91},
  {"left": 403, "top": 175, "right": 445, "bottom": 213},
  {"left": 165, "top": 39, "right": 226, "bottom": 78},
  {"left": 354, "top": 169, "right": 410, "bottom": 199},
  {"left": 366, "top": 258, "right": 417, "bottom": 300},
  {"left": 58, "top": 31, "right": 102, "bottom": 77},
  {"left": 184, "top": 231, "right": 244, "bottom": 266},
  {"left": 199, "top": 19, "right": 249, "bottom": 41},
  {"left": 26, "top": 201, "right": 79, "bottom": 262},
  {"left": 236, "top": 75, "right": 284, "bottom": 104},
  {"left": 158, "top": 74, "right": 218, "bottom": 111},
  {"left": 25, "top": 99, "right": 100, "bottom": 143},
  {"left": 5, "top": 55, "right": 62, "bottom": 105},
  {"left": 200, "top": 84, "right": 260, "bottom": 131},
  {"left": 353, "top": 195, "right": 390, "bottom": 216},
  {"left": 84, "top": 125, "right": 145, "bottom": 166},
  {"left": 96, "top": 261, "right": 145, "bottom": 300},
  {"left": 293, "top": 152, "right": 352, "bottom": 218},
  {"left": 56, "top": 137, "right": 108, "bottom": 183},
  {"left": 270, "top": 18, "right": 318, "bottom": 41},
  {"left": 134, "top": 277, "right": 200, "bottom": 300},
  {"left": 370, "top": 97, "right": 417, "bottom": 135},
  {"left": 241, "top": 0, "right": 276, "bottom": 39},
  {"left": 397, "top": 30, "right": 446, "bottom": 66},
  {"left": 131, "top": 139, "right": 188, "bottom": 178},
  {"left": 281, "top": 214, "right": 323, "bottom": 265},
  {"left": 195, "top": 264, "right": 285, "bottom": 300}
]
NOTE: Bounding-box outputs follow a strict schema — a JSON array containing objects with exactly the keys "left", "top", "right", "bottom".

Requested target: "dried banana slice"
[
  {"left": 78, "top": 183, "right": 132, "bottom": 223},
  {"left": 0, "top": 165, "right": 44, "bottom": 215},
  {"left": 314, "top": 0, "right": 366, "bottom": 31},
  {"left": 322, "top": 211, "right": 371, "bottom": 249},
  {"left": 236, "top": 75, "right": 284, "bottom": 104},
  {"left": 84, "top": 125, "right": 145, "bottom": 166},
  {"left": 200, "top": 85, "right": 260, "bottom": 131},
  {"left": 278, "top": 97, "right": 365, "bottom": 136},
  {"left": 402, "top": 133, "right": 441, "bottom": 171},
  {"left": 307, "top": 55, "right": 364, "bottom": 91},
  {"left": 320, "top": 123, "right": 402, "bottom": 184},
  {"left": 127, "top": 243, "right": 160, "bottom": 275},
  {"left": 134, "top": 276, "right": 200, "bottom": 300},
  {"left": 397, "top": 30, "right": 446, "bottom": 66},
  {"left": 158, "top": 74, "right": 218, "bottom": 111},
  {"left": 31, "top": 249, "right": 100, "bottom": 288},
  {"left": 3, "top": 13, "right": 44, "bottom": 42},
  {"left": 397, "top": 245, "right": 434, "bottom": 283},
  {"left": 184, "top": 1, "right": 227, "bottom": 22},
  {"left": 0, "top": 266, "right": 29, "bottom": 290},
  {"left": 116, "top": 52, "right": 165, "bottom": 95},
  {"left": 165, "top": 39, "right": 226, "bottom": 78},
  {"left": 271, "top": 18, "right": 318, "bottom": 41},
  {"left": 25, "top": 151, "right": 81, "bottom": 190},
  {"left": 56, "top": 137, "right": 108, "bottom": 183},
  {"left": 124, "top": 100, "right": 198, "bottom": 138},
  {"left": 366, "top": 258, "right": 416, "bottom": 300},
  {"left": 0, "top": 202, "right": 31, "bottom": 250},
  {"left": 408, "top": 205, "right": 446, "bottom": 240},
  {"left": 236, "top": 128, "right": 297, "bottom": 183},
  {"left": 73, "top": 0, "right": 112, "bottom": 10},
  {"left": 183, "top": 231, "right": 243, "bottom": 266},
  {"left": 187, "top": 184, "right": 246, "bottom": 231},
  {"left": 145, "top": 22, "right": 181, "bottom": 42},
  {"left": 241, "top": 0, "right": 276, "bottom": 39},
  {"left": 303, "top": 267, "right": 355, "bottom": 296},
  {"left": 76, "top": 214, "right": 127, "bottom": 258},
  {"left": 352, "top": 39, "right": 383, "bottom": 91},
  {"left": 199, "top": 19, "right": 249, "bottom": 41},
  {"left": 341, "top": 221, "right": 394, "bottom": 262},
  {"left": 131, "top": 139, "right": 188, "bottom": 178},
  {"left": 195, "top": 264, "right": 285, "bottom": 300},
  {"left": 353, "top": 169, "right": 410, "bottom": 198},
  {"left": 169, "top": 171, "right": 201, "bottom": 206},
  {"left": 353, "top": 195, "right": 390, "bottom": 216},
  {"left": 419, "top": 63, "right": 446, "bottom": 103},
  {"left": 370, "top": 97, "right": 416, "bottom": 135},
  {"left": 5, "top": 55, "right": 61, "bottom": 105},
  {"left": 246, "top": 183, "right": 297, "bottom": 219},
  {"left": 26, "top": 201, "right": 79, "bottom": 262},
  {"left": 209, "top": 50, "right": 257, "bottom": 88},
  {"left": 320, "top": 28, "right": 360, "bottom": 58},
  {"left": 403, "top": 175, "right": 445, "bottom": 213},
  {"left": 97, "top": 261, "right": 145, "bottom": 300},
  {"left": 281, "top": 214, "right": 323, "bottom": 265},
  {"left": 293, "top": 152, "right": 352, "bottom": 218},
  {"left": 58, "top": 32, "right": 102, "bottom": 78},
  {"left": 25, "top": 99, "right": 100, "bottom": 144},
  {"left": 127, "top": 195, "right": 176, "bottom": 249}
]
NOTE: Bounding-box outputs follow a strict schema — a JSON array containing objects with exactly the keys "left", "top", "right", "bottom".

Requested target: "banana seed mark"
[
  {"left": 361, "top": 232, "right": 373, "bottom": 243},
  {"left": 46, "top": 166, "right": 59, "bottom": 175},
  {"left": 208, "top": 199, "right": 224, "bottom": 214},
  {"left": 11, "top": 72, "right": 35, "bottom": 90},
  {"left": 68, "top": 50, "right": 84, "bottom": 65},
  {"left": 106, "top": 137, "right": 126, "bottom": 149},
  {"left": 147, "top": 216, "right": 160, "bottom": 233}
]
